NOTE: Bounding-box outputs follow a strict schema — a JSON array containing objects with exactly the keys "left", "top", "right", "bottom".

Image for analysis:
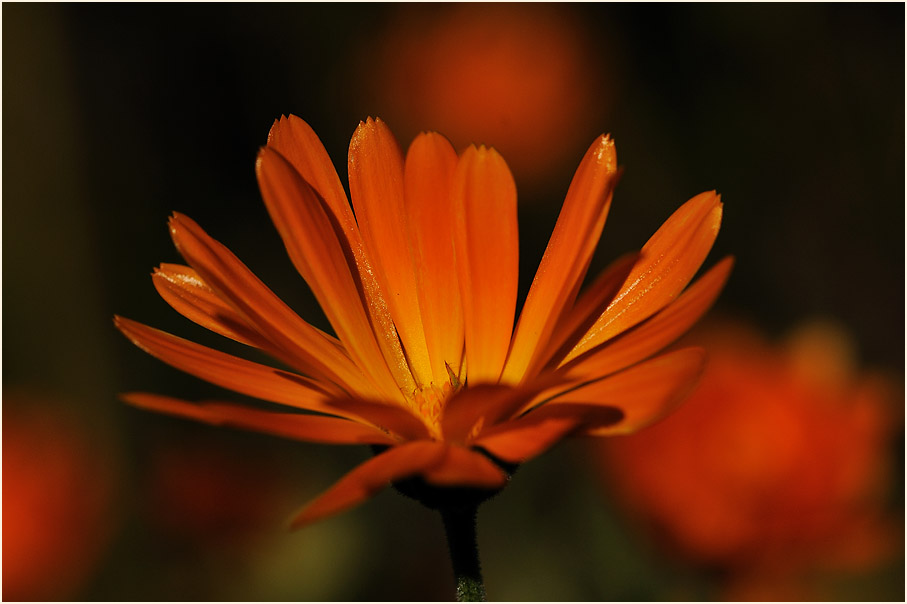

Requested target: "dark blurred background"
[{"left": 3, "top": 3, "right": 903, "bottom": 601}]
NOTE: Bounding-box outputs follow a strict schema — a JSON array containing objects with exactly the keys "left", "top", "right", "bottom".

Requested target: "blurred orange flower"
[
  {"left": 365, "top": 4, "right": 608, "bottom": 189},
  {"left": 598, "top": 320, "right": 899, "bottom": 594},
  {"left": 116, "top": 115, "right": 729, "bottom": 528},
  {"left": 3, "top": 392, "right": 118, "bottom": 601}
]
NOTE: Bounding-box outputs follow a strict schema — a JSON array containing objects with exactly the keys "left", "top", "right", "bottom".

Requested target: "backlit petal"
[
  {"left": 404, "top": 131, "right": 464, "bottom": 385},
  {"left": 565, "top": 257, "right": 734, "bottom": 379},
  {"left": 441, "top": 376, "right": 566, "bottom": 444},
  {"left": 153, "top": 263, "right": 293, "bottom": 353},
  {"left": 348, "top": 118, "right": 432, "bottom": 387},
  {"left": 422, "top": 445, "right": 508, "bottom": 488},
  {"left": 452, "top": 145, "right": 519, "bottom": 383},
  {"left": 122, "top": 392, "right": 396, "bottom": 445},
  {"left": 502, "top": 135, "right": 618, "bottom": 384},
  {"left": 289, "top": 441, "right": 447, "bottom": 529},
  {"left": 475, "top": 404, "right": 623, "bottom": 463},
  {"left": 321, "top": 397, "right": 432, "bottom": 441},
  {"left": 267, "top": 115, "right": 419, "bottom": 398},
  {"left": 565, "top": 191, "right": 723, "bottom": 362},
  {"left": 167, "top": 212, "right": 370, "bottom": 395},
  {"left": 266, "top": 115, "right": 352, "bottom": 226},
  {"left": 475, "top": 415, "right": 576, "bottom": 464},
  {"left": 114, "top": 316, "right": 344, "bottom": 412},
  {"left": 256, "top": 148, "right": 405, "bottom": 401},
  {"left": 549, "top": 347, "right": 707, "bottom": 435}
]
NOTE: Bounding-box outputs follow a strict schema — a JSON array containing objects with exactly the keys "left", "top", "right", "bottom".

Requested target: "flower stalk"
[
  {"left": 440, "top": 504, "right": 486, "bottom": 601},
  {"left": 115, "top": 114, "right": 731, "bottom": 600}
]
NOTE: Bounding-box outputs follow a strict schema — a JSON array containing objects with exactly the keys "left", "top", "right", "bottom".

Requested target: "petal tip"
[
  {"left": 168, "top": 212, "right": 191, "bottom": 233},
  {"left": 588, "top": 134, "right": 618, "bottom": 173},
  {"left": 461, "top": 143, "right": 507, "bottom": 168},
  {"left": 597, "top": 132, "right": 615, "bottom": 148}
]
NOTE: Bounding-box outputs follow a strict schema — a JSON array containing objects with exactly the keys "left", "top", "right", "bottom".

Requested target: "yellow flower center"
[{"left": 407, "top": 381, "right": 452, "bottom": 440}]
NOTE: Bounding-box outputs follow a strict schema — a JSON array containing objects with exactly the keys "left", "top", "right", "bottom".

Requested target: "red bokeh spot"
[{"left": 3, "top": 397, "right": 117, "bottom": 601}]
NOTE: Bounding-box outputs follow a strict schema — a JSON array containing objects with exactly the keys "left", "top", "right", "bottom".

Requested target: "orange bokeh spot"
[
  {"left": 598, "top": 320, "right": 898, "bottom": 577},
  {"left": 365, "top": 4, "right": 610, "bottom": 190}
]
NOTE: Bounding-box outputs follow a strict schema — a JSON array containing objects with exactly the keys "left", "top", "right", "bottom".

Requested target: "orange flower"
[
  {"left": 597, "top": 320, "right": 898, "bottom": 592},
  {"left": 116, "top": 115, "right": 730, "bottom": 529}
]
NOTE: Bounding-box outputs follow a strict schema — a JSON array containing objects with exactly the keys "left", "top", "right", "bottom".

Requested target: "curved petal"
[
  {"left": 404, "top": 131, "right": 464, "bottom": 385},
  {"left": 565, "top": 191, "right": 723, "bottom": 362},
  {"left": 114, "top": 316, "right": 346, "bottom": 414},
  {"left": 122, "top": 392, "right": 396, "bottom": 445},
  {"left": 422, "top": 445, "right": 508, "bottom": 489},
  {"left": 452, "top": 145, "right": 519, "bottom": 383},
  {"left": 321, "top": 397, "right": 432, "bottom": 442},
  {"left": 255, "top": 148, "right": 407, "bottom": 401},
  {"left": 289, "top": 441, "right": 447, "bottom": 529},
  {"left": 441, "top": 376, "right": 566, "bottom": 444},
  {"left": 167, "top": 212, "right": 371, "bottom": 396},
  {"left": 474, "top": 404, "right": 623, "bottom": 463},
  {"left": 565, "top": 256, "right": 734, "bottom": 379},
  {"left": 349, "top": 118, "right": 433, "bottom": 387},
  {"left": 475, "top": 416, "right": 575, "bottom": 464},
  {"left": 548, "top": 347, "right": 707, "bottom": 435},
  {"left": 267, "top": 115, "right": 419, "bottom": 399},
  {"left": 502, "top": 135, "right": 618, "bottom": 384},
  {"left": 153, "top": 263, "right": 295, "bottom": 354},
  {"left": 266, "top": 115, "right": 352, "bottom": 227},
  {"left": 442, "top": 385, "right": 516, "bottom": 443}
]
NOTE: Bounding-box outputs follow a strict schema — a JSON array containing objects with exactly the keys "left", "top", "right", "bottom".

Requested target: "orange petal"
[
  {"left": 153, "top": 263, "right": 290, "bottom": 353},
  {"left": 289, "top": 441, "right": 447, "bottom": 529},
  {"left": 441, "top": 376, "right": 565, "bottom": 444},
  {"left": 532, "top": 252, "right": 638, "bottom": 374},
  {"left": 422, "top": 445, "right": 508, "bottom": 489},
  {"left": 266, "top": 115, "right": 352, "bottom": 229},
  {"left": 565, "top": 191, "right": 723, "bottom": 362},
  {"left": 474, "top": 404, "right": 623, "bottom": 463},
  {"left": 565, "top": 256, "right": 734, "bottom": 378},
  {"left": 114, "top": 316, "right": 345, "bottom": 413},
  {"left": 167, "top": 212, "right": 371, "bottom": 396},
  {"left": 452, "top": 145, "right": 519, "bottom": 383},
  {"left": 122, "top": 392, "right": 396, "bottom": 445},
  {"left": 404, "top": 131, "right": 464, "bottom": 385},
  {"left": 502, "top": 135, "right": 618, "bottom": 384},
  {"left": 321, "top": 396, "right": 432, "bottom": 441},
  {"left": 474, "top": 415, "right": 575, "bottom": 464},
  {"left": 267, "top": 115, "right": 419, "bottom": 399},
  {"left": 348, "top": 118, "right": 432, "bottom": 387},
  {"left": 255, "top": 148, "right": 406, "bottom": 401},
  {"left": 549, "top": 347, "right": 707, "bottom": 435}
]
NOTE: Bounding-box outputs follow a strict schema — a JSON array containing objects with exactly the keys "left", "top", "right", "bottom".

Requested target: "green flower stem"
[{"left": 440, "top": 505, "right": 486, "bottom": 602}]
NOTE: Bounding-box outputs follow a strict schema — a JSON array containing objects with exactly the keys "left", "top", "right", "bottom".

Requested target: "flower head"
[{"left": 116, "top": 115, "right": 730, "bottom": 528}]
